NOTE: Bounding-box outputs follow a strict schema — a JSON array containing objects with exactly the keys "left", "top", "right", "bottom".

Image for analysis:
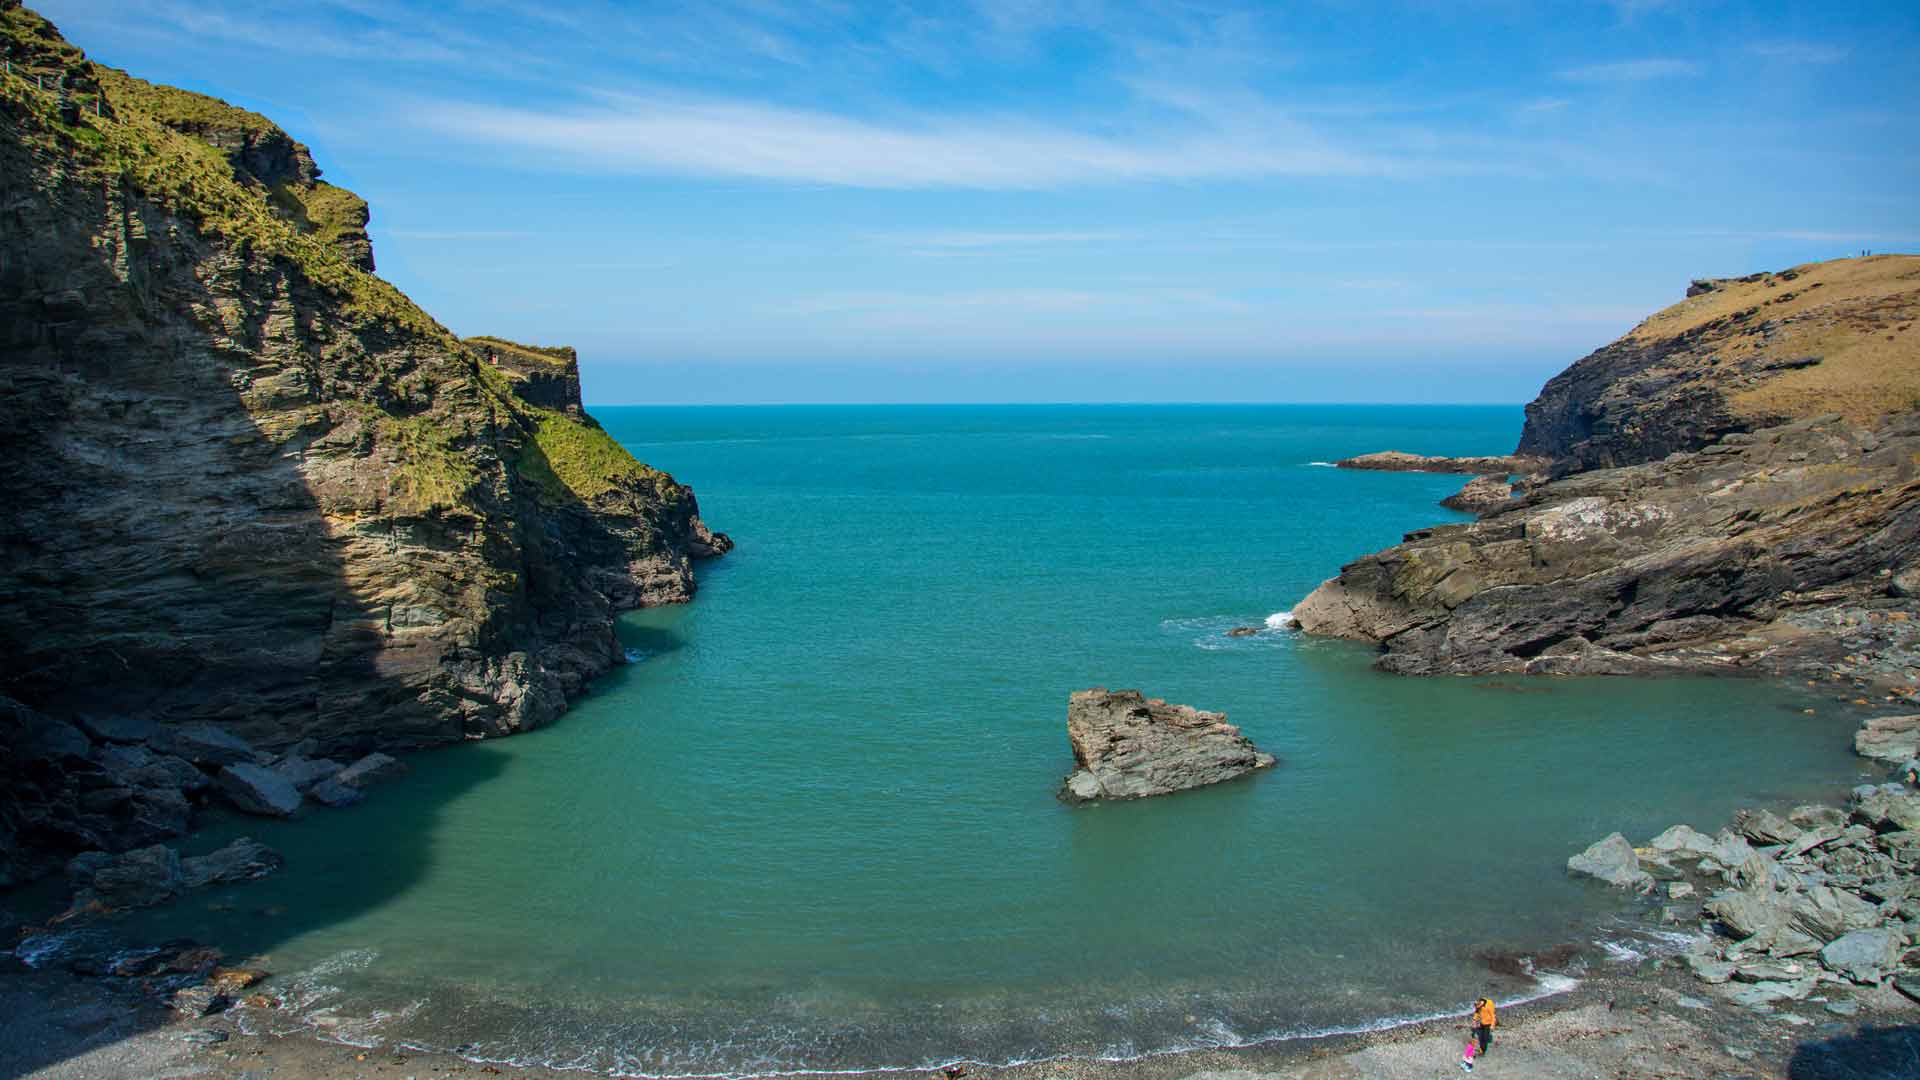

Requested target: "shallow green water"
[{"left": 110, "top": 406, "right": 1870, "bottom": 1074}]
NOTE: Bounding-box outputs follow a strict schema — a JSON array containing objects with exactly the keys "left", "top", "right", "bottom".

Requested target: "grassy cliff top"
[
  {"left": 467, "top": 336, "right": 579, "bottom": 367},
  {"left": 3, "top": 2, "right": 677, "bottom": 519},
  {"left": 1628, "top": 254, "right": 1920, "bottom": 425}
]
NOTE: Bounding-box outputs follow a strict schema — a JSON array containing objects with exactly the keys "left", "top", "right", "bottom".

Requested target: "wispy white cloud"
[
  {"left": 414, "top": 92, "right": 1481, "bottom": 189},
  {"left": 1557, "top": 58, "right": 1700, "bottom": 83}
]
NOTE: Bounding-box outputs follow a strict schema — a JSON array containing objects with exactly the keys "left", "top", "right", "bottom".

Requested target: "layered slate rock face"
[
  {"left": 0, "top": 5, "right": 728, "bottom": 879},
  {"left": 1294, "top": 417, "right": 1920, "bottom": 677},
  {"left": 1518, "top": 257, "right": 1920, "bottom": 472},
  {"left": 1060, "top": 688, "right": 1275, "bottom": 801},
  {"left": 1295, "top": 256, "right": 1920, "bottom": 681}
]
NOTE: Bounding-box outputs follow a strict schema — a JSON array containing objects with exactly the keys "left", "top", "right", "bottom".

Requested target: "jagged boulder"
[
  {"left": 334, "top": 752, "right": 405, "bottom": 789},
  {"left": 1856, "top": 715, "right": 1920, "bottom": 766},
  {"left": 1821, "top": 928, "right": 1904, "bottom": 984},
  {"left": 1567, "top": 833, "right": 1654, "bottom": 892},
  {"left": 307, "top": 777, "right": 364, "bottom": 807},
  {"left": 179, "top": 838, "right": 283, "bottom": 888},
  {"left": 215, "top": 764, "right": 302, "bottom": 817},
  {"left": 157, "top": 724, "right": 258, "bottom": 768},
  {"left": 1733, "top": 808, "right": 1802, "bottom": 846},
  {"left": 1058, "top": 689, "right": 1274, "bottom": 801},
  {"left": 1649, "top": 824, "right": 1718, "bottom": 858},
  {"left": 274, "top": 755, "right": 344, "bottom": 791},
  {"left": 1440, "top": 474, "right": 1518, "bottom": 514},
  {"left": 67, "top": 844, "right": 182, "bottom": 908}
]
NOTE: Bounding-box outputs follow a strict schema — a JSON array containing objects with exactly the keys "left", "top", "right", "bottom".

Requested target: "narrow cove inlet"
[{"left": 92, "top": 405, "right": 1874, "bottom": 1075}]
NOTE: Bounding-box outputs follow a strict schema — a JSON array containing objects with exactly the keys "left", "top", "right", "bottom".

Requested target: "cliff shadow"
[
  {"left": 1789, "top": 1023, "right": 1920, "bottom": 1079},
  {"left": 0, "top": 148, "right": 526, "bottom": 1076}
]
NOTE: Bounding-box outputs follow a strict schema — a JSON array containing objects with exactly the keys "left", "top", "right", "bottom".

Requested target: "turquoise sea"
[{"left": 112, "top": 405, "right": 1871, "bottom": 1075}]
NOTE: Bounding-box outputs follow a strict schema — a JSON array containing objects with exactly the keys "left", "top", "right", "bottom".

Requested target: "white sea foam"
[
  {"left": 1595, "top": 939, "right": 1645, "bottom": 964},
  {"left": 1306, "top": 461, "right": 1337, "bottom": 467},
  {"left": 1265, "top": 611, "right": 1298, "bottom": 630}
]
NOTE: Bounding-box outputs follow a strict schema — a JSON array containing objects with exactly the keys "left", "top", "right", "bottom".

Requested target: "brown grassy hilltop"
[{"left": 1520, "top": 254, "right": 1920, "bottom": 470}]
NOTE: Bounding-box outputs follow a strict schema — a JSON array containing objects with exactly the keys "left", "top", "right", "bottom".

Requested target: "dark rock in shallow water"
[
  {"left": 274, "top": 755, "right": 344, "bottom": 792},
  {"left": 1058, "top": 688, "right": 1274, "bottom": 802},
  {"left": 334, "top": 752, "right": 405, "bottom": 789},
  {"left": 307, "top": 777, "right": 364, "bottom": 807},
  {"left": 215, "top": 764, "right": 303, "bottom": 817},
  {"left": 180, "top": 838, "right": 283, "bottom": 889},
  {"left": 1225, "top": 626, "right": 1260, "bottom": 637},
  {"left": 68, "top": 844, "right": 182, "bottom": 908}
]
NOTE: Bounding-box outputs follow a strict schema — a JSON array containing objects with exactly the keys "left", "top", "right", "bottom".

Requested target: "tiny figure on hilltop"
[{"left": 1470, "top": 996, "right": 1497, "bottom": 1056}]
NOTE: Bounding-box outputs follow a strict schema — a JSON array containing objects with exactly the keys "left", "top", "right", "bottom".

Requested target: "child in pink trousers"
[{"left": 1461, "top": 1036, "right": 1477, "bottom": 1072}]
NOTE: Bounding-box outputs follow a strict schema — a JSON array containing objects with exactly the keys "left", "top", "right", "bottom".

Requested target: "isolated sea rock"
[
  {"left": 1059, "top": 688, "right": 1274, "bottom": 802},
  {"left": 1567, "top": 833, "right": 1654, "bottom": 892},
  {"left": 307, "top": 777, "right": 365, "bottom": 807},
  {"left": 215, "top": 764, "right": 303, "bottom": 817}
]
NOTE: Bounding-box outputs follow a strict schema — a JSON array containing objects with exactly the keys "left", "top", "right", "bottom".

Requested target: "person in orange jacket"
[{"left": 1469, "top": 997, "right": 1497, "bottom": 1055}]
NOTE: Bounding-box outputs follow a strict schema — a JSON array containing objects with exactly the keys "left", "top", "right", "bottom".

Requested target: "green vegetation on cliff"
[{"left": 2, "top": 1, "right": 669, "bottom": 521}]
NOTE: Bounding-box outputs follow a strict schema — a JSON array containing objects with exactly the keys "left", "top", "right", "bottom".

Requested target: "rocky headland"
[
  {"left": 1059, "top": 688, "right": 1275, "bottom": 801},
  {"left": 1334, "top": 450, "right": 1546, "bottom": 474},
  {"left": 1294, "top": 255, "right": 1920, "bottom": 686},
  {"left": 0, "top": 2, "right": 728, "bottom": 888}
]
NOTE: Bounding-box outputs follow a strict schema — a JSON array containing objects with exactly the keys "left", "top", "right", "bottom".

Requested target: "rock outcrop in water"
[
  {"left": 1059, "top": 688, "right": 1275, "bottom": 802},
  {"left": 1295, "top": 256, "right": 1920, "bottom": 687},
  {"left": 0, "top": 4, "right": 728, "bottom": 883},
  {"left": 1335, "top": 451, "right": 1545, "bottom": 474}
]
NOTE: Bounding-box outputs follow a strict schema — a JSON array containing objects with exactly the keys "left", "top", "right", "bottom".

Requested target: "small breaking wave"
[
  {"left": 1306, "top": 461, "right": 1337, "bottom": 467},
  {"left": 1265, "top": 611, "right": 1298, "bottom": 630}
]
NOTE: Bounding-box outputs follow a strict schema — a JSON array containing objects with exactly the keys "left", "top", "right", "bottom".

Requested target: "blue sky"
[{"left": 35, "top": 0, "right": 1920, "bottom": 404}]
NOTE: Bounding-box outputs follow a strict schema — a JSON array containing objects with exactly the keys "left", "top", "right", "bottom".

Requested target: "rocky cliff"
[
  {"left": 0, "top": 3, "right": 728, "bottom": 883},
  {"left": 1519, "top": 256, "right": 1920, "bottom": 472},
  {"left": 1295, "top": 256, "right": 1920, "bottom": 685}
]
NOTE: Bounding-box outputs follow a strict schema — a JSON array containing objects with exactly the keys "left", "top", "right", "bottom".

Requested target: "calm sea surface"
[{"left": 116, "top": 405, "right": 1870, "bottom": 1074}]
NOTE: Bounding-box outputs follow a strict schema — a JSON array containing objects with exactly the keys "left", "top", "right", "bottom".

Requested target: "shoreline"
[{"left": 8, "top": 937, "right": 1907, "bottom": 1080}]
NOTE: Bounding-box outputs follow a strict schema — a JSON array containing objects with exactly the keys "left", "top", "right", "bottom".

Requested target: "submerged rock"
[{"left": 1058, "top": 688, "right": 1275, "bottom": 802}]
